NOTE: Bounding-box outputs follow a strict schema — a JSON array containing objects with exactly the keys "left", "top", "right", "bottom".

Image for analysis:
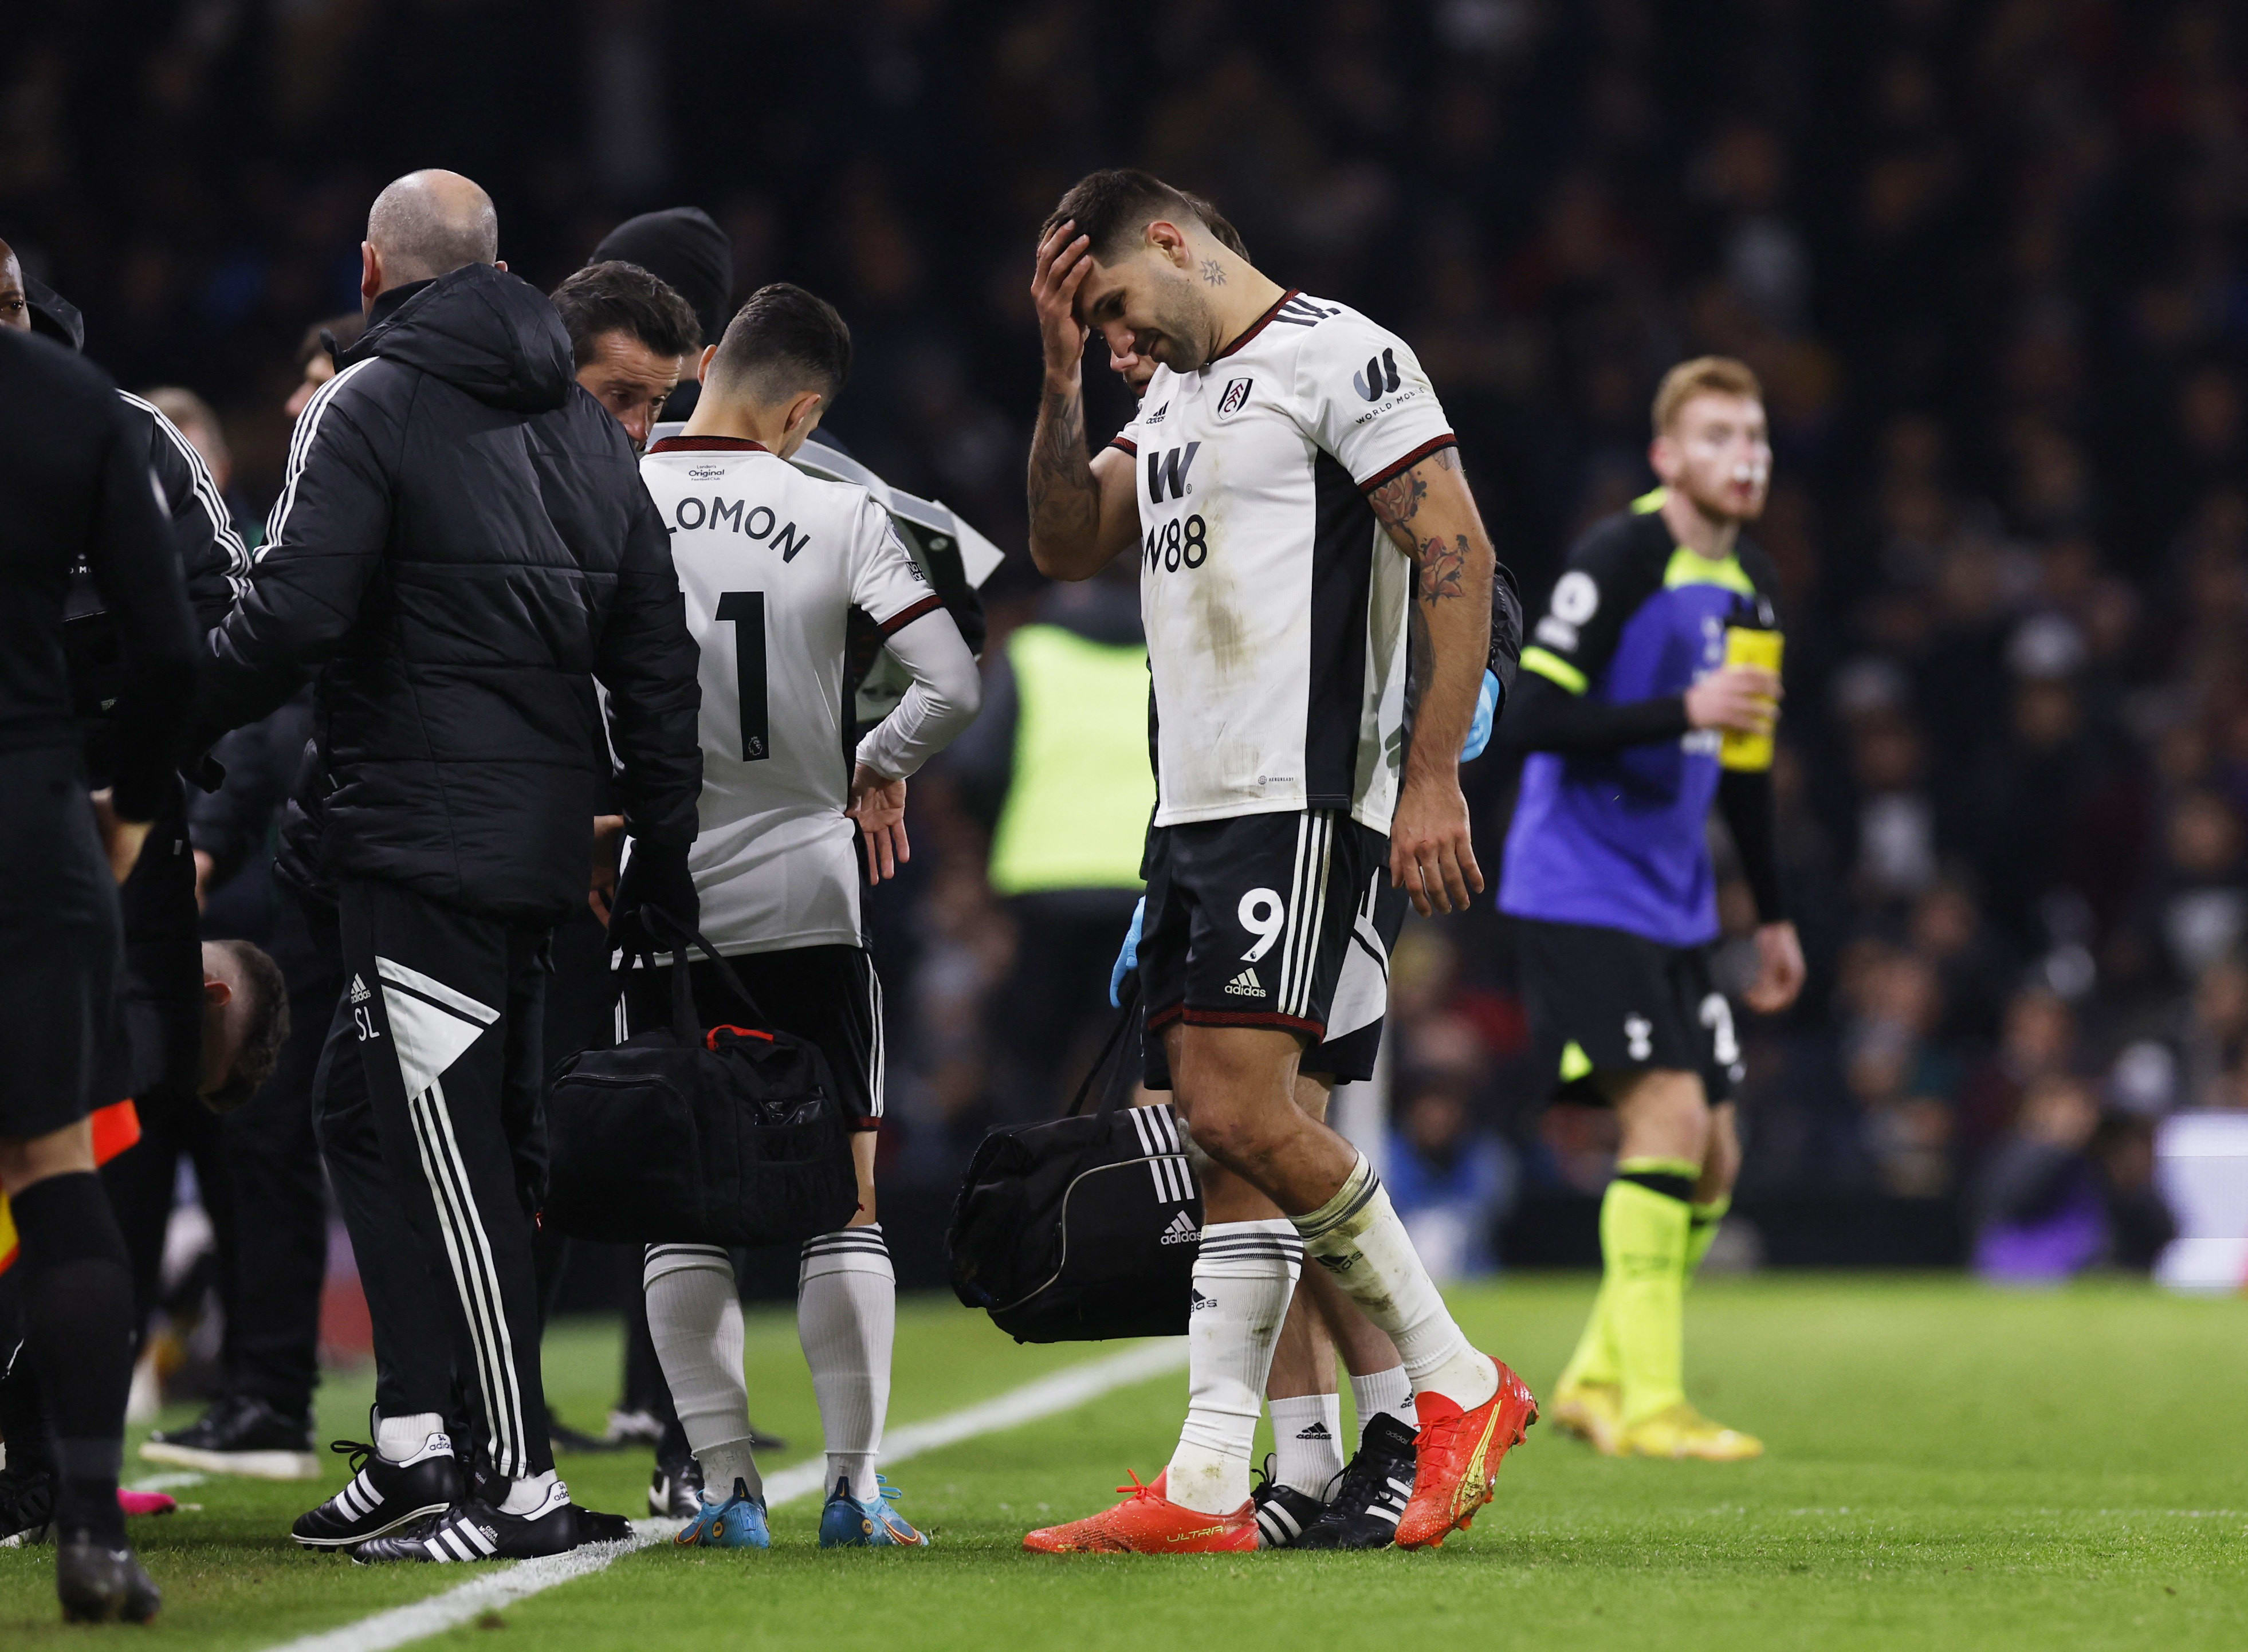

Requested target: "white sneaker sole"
[
  {"left": 140, "top": 1441, "right": 323, "bottom": 1481},
  {"left": 291, "top": 1501, "right": 453, "bottom": 1548}
]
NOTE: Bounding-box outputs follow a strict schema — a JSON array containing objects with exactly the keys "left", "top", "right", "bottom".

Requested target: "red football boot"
[
  {"left": 1394, "top": 1359, "right": 1538, "bottom": 1549},
  {"left": 1022, "top": 1471, "right": 1257, "bottom": 1554}
]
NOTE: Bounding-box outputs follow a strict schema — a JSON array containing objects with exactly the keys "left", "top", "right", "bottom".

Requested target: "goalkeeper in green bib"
[{"left": 1497, "top": 357, "right": 1804, "bottom": 1460}]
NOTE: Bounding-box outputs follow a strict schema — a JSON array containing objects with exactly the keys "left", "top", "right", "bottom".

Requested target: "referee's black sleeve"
[{"left": 87, "top": 396, "right": 198, "bottom": 821}]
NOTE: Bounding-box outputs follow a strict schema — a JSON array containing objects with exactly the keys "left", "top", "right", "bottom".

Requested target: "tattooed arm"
[
  {"left": 1027, "top": 219, "right": 1141, "bottom": 580},
  {"left": 1369, "top": 447, "right": 1496, "bottom": 915}
]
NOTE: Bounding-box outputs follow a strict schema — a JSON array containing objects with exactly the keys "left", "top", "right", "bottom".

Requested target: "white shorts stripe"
[
  {"left": 1276, "top": 813, "right": 1312, "bottom": 1020},
  {"left": 1293, "top": 814, "right": 1337, "bottom": 1018}
]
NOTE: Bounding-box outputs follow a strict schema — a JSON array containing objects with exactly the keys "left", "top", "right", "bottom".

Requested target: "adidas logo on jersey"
[
  {"left": 1159, "top": 1211, "right": 1199, "bottom": 1246},
  {"left": 1294, "top": 1422, "right": 1334, "bottom": 1442},
  {"left": 348, "top": 974, "right": 371, "bottom": 1005},
  {"left": 1224, "top": 968, "right": 1266, "bottom": 998}
]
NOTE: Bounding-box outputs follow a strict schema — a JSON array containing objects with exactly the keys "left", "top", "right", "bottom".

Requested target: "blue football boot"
[
  {"left": 818, "top": 1474, "right": 928, "bottom": 1547},
  {"left": 673, "top": 1478, "right": 770, "bottom": 1549}
]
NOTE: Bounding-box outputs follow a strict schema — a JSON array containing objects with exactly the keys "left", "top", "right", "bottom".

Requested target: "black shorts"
[
  {"left": 1139, "top": 808, "right": 1390, "bottom": 1071},
  {"left": 624, "top": 945, "right": 883, "bottom": 1131},
  {"left": 0, "top": 747, "right": 124, "bottom": 1140},
  {"left": 1143, "top": 870, "right": 1406, "bottom": 1089},
  {"left": 1514, "top": 917, "right": 1742, "bottom": 1105}
]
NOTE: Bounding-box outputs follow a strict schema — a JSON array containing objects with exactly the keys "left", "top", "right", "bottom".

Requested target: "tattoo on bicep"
[
  {"left": 1416, "top": 534, "right": 1469, "bottom": 605},
  {"left": 1368, "top": 466, "right": 1429, "bottom": 529},
  {"left": 1200, "top": 258, "right": 1227, "bottom": 286}
]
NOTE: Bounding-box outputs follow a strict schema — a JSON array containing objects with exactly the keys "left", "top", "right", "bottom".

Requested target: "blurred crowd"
[{"left": 9, "top": 0, "right": 2245, "bottom": 1272}]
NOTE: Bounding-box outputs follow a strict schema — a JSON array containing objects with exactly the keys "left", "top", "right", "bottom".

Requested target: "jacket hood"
[{"left": 349, "top": 264, "right": 576, "bottom": 414}]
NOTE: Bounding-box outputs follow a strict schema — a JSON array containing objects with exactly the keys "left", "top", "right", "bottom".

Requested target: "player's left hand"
[
  {"left": 1389, "top": 774, "right": 1484, "bottom": 917},
  {"left": 1743, "top": 920, "right": 1806, "bottom": 1014},
  {"left": 588, "top": 813, "right": 625, "bottom": 922},
  {"left": 848, "top": 764, "right": 910, "bottom": 886},
  {"left": 90, "top": 788, "right": 152, "bottom": 886}
]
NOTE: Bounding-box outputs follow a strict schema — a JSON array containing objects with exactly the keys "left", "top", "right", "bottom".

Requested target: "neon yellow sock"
[
  {"left": 1605, "top": 1159, "right": 1695, "bottom": 1426},
  {"left": 1554, "top": 1272, "right": 1618, "bottom": 1393},
  {"left": 1685, "top": 1194, "right": 1730, "bottom": 1280}
]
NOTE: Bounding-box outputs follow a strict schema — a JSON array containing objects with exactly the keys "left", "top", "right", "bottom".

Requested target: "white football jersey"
[
  {"left": 1111, "top": 292, "right": 1456, "bottom": 833},
  {"left": 639, "top": 436, "right": 941, "bottom": 954}
]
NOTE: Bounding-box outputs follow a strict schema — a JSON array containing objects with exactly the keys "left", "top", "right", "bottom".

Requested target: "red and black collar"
[
  {"left": 1211, "top": 289, "right": 1302, "bottom": 363},
  {"left": 646, "top": 435, "right": 770, "bottom": 455}
]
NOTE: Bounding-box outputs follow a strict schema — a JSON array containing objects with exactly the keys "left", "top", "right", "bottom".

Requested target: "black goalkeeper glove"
[{"left": 610, "top": 837, "right": 699, "bottom": 953}]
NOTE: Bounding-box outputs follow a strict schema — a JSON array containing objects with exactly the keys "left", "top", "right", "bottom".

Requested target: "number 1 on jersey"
[{"left": 716, "top": 591, "right": 769, "bottom": 761}]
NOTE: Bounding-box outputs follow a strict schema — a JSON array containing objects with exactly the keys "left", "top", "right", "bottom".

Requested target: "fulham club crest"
[{"left": 1217, "top": 376, "right": 1253, "bottom": 418}]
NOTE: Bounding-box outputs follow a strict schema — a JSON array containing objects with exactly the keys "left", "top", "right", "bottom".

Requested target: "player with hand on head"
[
  {"left": 1099, "top": 225, "right": 1520, "bottom": 1548},
  {"left": 1499, "top": 356, "right": 1804, "bottom": 1461},
  {"left": 1020, "top": 170, "right": 1532, "bottom": 1555},
  {"left": 633, "top": 283, "right": 980, "bottom": 1551}
]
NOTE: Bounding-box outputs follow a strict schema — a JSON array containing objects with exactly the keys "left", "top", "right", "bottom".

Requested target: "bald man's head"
[{"left": 364, "top": 170, "right": 499, "bottom": 292}]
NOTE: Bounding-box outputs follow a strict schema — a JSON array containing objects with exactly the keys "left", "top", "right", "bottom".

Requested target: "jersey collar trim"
[
  {"left": 646, "top": 435, "right": 771, "bottom": 454},
  {"left": 1210, "top": 289, "right": 1300, "bottom": 363}
]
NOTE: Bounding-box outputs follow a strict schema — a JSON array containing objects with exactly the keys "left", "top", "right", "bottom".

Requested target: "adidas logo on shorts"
[
  {"left": 1159, "top": 1210, "right": 1199, "bottom": 1246},
  {"left": 348, "top": 973, "right": 371, "bottom": 1005},
  {"left": 1224, "top": 968, "right": 1266, "bottom": 998}
]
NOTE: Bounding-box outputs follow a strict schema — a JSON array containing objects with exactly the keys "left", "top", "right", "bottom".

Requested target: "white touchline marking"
[
  {"left": 257, "top": 1340, "right": 1188, "bottom": 1652},
  {"left": 127, "top": 1472, "right": 208, "bottom": 1493}
]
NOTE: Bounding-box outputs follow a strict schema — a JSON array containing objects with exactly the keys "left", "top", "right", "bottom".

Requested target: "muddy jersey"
[{"left": 1110, "top": 291, "right": 1456, "bottom": 833}]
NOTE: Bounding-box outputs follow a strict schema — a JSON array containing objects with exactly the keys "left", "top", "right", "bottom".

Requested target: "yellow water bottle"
[{"left": 1719, "top": 624, "right": 1783, "bottom": 772}]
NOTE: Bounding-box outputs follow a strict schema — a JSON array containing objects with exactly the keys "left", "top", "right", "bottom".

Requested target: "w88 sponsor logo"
[{"left": 1142, "top": 513, "right": 1210, "bottom": 573}]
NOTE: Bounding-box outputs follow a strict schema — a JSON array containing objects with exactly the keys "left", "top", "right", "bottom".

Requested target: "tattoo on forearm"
[
  {"left": 1417, "top": 534, "right": 1469, "bottom": 606},
  {"left": 1200, "top": 258, "right": 1226, "bottom": 286},
  {"left": 1028, "top": 384, "right": 1097, "bottom": 541}
]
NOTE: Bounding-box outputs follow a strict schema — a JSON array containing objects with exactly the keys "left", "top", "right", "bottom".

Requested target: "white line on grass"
[
  {"left": 258, "top": 1339, "right": 1188, "bottom": 1652},
  {"left": 127, "top": 1472, "right": 208, "bottom": 1493}
]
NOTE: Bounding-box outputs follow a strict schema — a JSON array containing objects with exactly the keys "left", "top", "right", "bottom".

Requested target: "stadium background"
[{"left": 7, "top": 0, "right": 2246, "bottom": 1284}]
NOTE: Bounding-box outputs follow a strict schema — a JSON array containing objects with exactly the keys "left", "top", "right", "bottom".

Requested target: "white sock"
[
  {"left": 798, "top": 1225, "right": 894, "bottom": 1505},
  {"left": 1350, "top": 1366, "right": 1415, "bottom": 1442},
  {"left": 1292, "top": 1157, "right": 1496, "bottom": 1409},
  {"left": 1166, "top": 1220, "right": 1301, "bottom": 1515},
  {"left": 643, "top": 1244, "right": 762, "bottom": 1499},
  {"left": 1269, "top": 1393, "right": 1343, "bottom": 1497},
  {"left": 497, "top": 1469, "right": 564, "bottom": 1517},
  {"left": 375, "top": 1411, "right": 446, "bottom": 1464}
]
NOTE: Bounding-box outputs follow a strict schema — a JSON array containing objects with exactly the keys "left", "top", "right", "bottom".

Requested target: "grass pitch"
[{"left": 4, "top": 1275, "right": 2245, "bottom": 1650}]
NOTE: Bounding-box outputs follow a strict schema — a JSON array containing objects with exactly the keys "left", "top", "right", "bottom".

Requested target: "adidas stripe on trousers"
[{"left": 315, "top": 876, "right": 554, "bottom": 1479}]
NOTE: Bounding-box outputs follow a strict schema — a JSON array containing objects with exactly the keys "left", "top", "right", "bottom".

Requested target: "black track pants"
[{"left": 315, "top": 877, "right": 553, "bottom": 1479}]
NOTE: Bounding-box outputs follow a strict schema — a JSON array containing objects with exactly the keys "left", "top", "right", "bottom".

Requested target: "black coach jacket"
[{"left": 196, "top": 263, "right": 702, "bottom": 923}]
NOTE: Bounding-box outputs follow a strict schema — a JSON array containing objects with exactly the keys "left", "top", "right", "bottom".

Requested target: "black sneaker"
[
  {"left": 1296, "top": 1413, "right": 1417, "bottom": 1550},
  {"left": 55, "top": 1531, "right": 161, "bottom": 1623},
  {"left": 573, "top": 1504, "right": 634, "bottom": 1543},
  {"left": 1250, "top": 1456, "right": 1332, "bottom": 1549},
  {"left": 292, "top": 1433, "right": 463, "bottom": 1548},
  {"left": 0, "top": 1466, "right": 56, "bottom": 1547},
  {"left": 143, "top": 1395, "right": 320, "bottom": 1481},
  {"left": 649, "top": 1450, "right": 704, "bottom": 1519},
  {"left": 352, "top": 1481, "right": 579, "bottom": 1564}
]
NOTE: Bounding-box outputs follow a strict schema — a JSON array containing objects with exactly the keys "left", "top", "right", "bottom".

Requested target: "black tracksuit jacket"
[{"left": 196, "top": 265, "right": 702, "bottom": 924}]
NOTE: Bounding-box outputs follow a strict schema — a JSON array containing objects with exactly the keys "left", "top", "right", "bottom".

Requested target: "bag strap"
[
  {"left": 610, "top": 910, "right": 773, "bottom": 1040},
  {"left": 1064, "top": 977, "right": 1141, "bottom": 1122}
]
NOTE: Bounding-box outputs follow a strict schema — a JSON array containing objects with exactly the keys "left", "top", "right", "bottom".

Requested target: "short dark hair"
[
  {"left": 1042, "top": 169, "right": 1209, "bottom": 262},
  {"left": 204, "top": 940, "right": 290, "bottom": 1115},
  {"left": 551, "top": 260, "right": 701, "bottom": 369},
  {"left": 1180, "top": 190, "right": 1247, "bottom": 260},
  {"left": 705, "top": 282, "right": 852, "bottom": 406}
]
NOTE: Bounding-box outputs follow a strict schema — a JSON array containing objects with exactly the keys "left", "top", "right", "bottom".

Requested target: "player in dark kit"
[
  {"left": 1498, "top": 356, "right": 1805, "bottom": 1460},
  {"left": 0, "top": 322, "right": 197, "bottom": 1622}
]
